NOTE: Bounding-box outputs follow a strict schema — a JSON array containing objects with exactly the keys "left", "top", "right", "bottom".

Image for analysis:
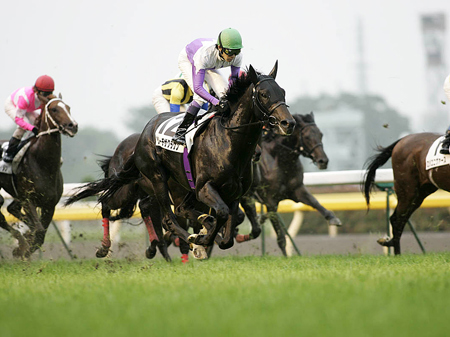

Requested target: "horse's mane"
[{"left": 222, "top": 67, "right": 262, "bottom": 105}]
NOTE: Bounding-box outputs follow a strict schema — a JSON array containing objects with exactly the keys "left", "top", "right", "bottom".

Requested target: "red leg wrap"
[
  {"left": 144, "top": 216, "right": 159, "bottom": 242},
  {"left": 101, "top": 218, "right": 111, "bottom": 247},
  {"left": 174, "top": 237, "right": 180, "bottom": 247},
  {"left": 181, "top": 254, "right": 189, "bottom": 264}
]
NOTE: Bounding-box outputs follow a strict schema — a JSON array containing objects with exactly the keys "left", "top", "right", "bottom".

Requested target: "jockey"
[
  {"left": 172, "top": 28, "right": 244, "bottom": 145},
  {"left": 2, "top": 75, "right": 54, "bottom": 163},
  {"left": 152, "top": 76, "right": 209, "bottom": 114},
  {"left": 440, "top": 74, "right": 450, "bottom": 154}
]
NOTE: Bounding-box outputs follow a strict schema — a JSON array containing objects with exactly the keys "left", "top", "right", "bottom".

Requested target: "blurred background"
[{"left": 0, "top": 0, "right": 449, "bottom": 182}]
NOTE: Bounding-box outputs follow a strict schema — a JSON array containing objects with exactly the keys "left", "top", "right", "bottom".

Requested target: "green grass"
[{"left": 1, "top": 254, "right": 450, "bottom": 337}]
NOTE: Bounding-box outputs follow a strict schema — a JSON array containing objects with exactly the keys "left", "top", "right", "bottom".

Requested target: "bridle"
[
  {"left": 219, "top": 76, "right": 288, "bottom": 130},
  {"left": 296, "top": 123, "right": 323, "bottom": 159},
  {"left": 251, "top": 77, "right": 288, "bottom": 127},
  {"left": 36, "top": 98, "right": 73, "bottom": 137},
  {"left": 272, "top": 122, "right": 323, "bottom": 160}
]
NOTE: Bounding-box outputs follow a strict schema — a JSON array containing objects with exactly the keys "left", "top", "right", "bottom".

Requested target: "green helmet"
[{"left": 218, "top": 28, "right": 243, "bottom": 49}]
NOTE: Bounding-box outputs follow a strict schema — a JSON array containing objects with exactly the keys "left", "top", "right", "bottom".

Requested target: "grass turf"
[{"left": 1, "top": 253, "right": 449, "bottom": 337}]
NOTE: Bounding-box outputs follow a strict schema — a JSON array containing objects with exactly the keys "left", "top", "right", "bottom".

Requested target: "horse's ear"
[
  {"left": 268, "top": 60, "right": 278, "bottom": 79},
  {"left": 58, "top": 93, "right": 63, "bottom": 99},
  {"left": 310, "top": 111, "right": 315, "bottom": 121},
  {"left": 248, "top": 65, "right": 259, "bottom": 85}
]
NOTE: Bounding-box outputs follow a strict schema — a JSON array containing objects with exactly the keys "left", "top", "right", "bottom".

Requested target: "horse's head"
[
  {"left": 37, "top": 93, "right": 78, "bottom": 137},
  {"left": 248, "top": 61, "right": 295, "bottom": 135},
  {"left": 290, "top": 112, "right": 328, "bottom": 169}
]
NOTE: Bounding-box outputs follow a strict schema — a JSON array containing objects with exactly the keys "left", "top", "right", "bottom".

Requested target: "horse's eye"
[{"left": 260, "top": 92, "right": 268, "bottom": 99}]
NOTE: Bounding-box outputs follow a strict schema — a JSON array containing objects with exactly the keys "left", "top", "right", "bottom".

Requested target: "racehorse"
[
  {"left": 67, "top": 62, "right": 295, "bottom": 257},
  {"left": 94, "top": 133, "right": 173, "bottom": 262},
  {"left": 240, "top": 113, "right": 342, "bottom": 255},
  {"left": 362, "top": 132, "right": 446, "bottom": 255},
  {"left": 0, "top": 93, "right": 78, "bottom": 258},
  {"left": 94, "top": 133, "right": 199, "bottom": 262}
]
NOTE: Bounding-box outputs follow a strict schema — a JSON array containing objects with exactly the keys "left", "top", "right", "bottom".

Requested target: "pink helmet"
[{"left": 35, "top": 75, "right": 55, "bottom": 92}]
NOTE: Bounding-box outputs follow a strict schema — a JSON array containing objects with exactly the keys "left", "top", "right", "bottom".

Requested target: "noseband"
[{"left": 36, "top": 98, "right": 72, "bottom": 137}]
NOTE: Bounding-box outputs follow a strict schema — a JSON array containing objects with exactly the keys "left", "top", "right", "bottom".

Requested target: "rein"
[
  {"left": 219, "top": 77, "right": 288, "bottom": 131},
  {"left": 36, "top": 98, "right": 70, "bottom": 137}
]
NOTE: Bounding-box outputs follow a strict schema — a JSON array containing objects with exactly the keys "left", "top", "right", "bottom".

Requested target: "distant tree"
[
  {"left": 61, "top": 127, "right": 120, "bottom": 183},
  {"left": 289, "top": 93, "right": 411, "bottom": 170},
  {"left": 125, "top": 105, "right": 157, "bottom": 133}
]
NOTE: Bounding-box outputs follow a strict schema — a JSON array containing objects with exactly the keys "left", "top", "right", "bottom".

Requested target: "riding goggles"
[{"left": 222, "top": 48, "right": 241, "bottom": 56}]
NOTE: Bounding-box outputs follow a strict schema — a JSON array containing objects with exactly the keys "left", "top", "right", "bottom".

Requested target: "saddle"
[{"left": 0, "top": 140, "right": 33, "bottom": 175}]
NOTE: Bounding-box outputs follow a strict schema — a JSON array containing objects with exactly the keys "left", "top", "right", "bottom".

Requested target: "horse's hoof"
[
  {"left": 377, "top": 237, "right": 392, "bottom": 247},
  {"left": 145, "top": 246, "right": 157, "bottom": 259},
  {"left": 188, "top": 233, "right": 206, "bottom": 245},
  {"left": 96, "top": 246, "right": 110, "bottom": 258},
  {"left": 190, "top": 244, "right": 208, "bottom": 260},
  {"left": 236, "top": 234, "right": 251, "bottom": 243},
  {"left": 197, "top": 214, "right": 215, "bottom": 228},
  {"left": 329, "top": 217, "right": 342, "bottom": 226}
]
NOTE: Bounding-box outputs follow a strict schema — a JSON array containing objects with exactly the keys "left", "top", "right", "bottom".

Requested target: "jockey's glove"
[
  {"left": 217, "top": 98, "right": 230, "bottom": 115},
  {"left": 32, "top": 127, "right": 39, "bottom": 136}
]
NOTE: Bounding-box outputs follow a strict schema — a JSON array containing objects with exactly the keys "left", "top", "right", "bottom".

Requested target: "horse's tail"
[
  {"left": 97, "top": 155, "right": 113, "bottom": 177},
  {"left": 64, "top": 154, "right": 140, "bottom": 206},
  {"left": 362, "top": 139, "right": 401, "bottom": 207}
]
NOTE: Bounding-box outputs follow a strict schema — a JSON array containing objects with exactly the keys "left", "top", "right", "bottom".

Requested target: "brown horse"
[
  {"left": 240, "top": 113, "right": 341, "bottom": 255},
  {"left": 0, "top": 93, "right": 78, "bottom": 258},
  {"left": 363, "top": 132, "right": 445, "bottom": 255}
]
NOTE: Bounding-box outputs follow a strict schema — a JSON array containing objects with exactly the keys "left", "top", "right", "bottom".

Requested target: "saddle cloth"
[
  {"left": 155, "top": 112, "right": 215, "bottom": 153},
  {"left": 425, "top": 136, "right": 449, "bottom": 170}
]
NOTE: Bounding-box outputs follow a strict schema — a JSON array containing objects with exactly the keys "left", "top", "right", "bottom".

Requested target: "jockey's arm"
[
  {"left": 15, "top": 109, "right": 35, "bottom": 131},
  {"left": 192, "top": 68, "right": 219, "bottom": 106}
]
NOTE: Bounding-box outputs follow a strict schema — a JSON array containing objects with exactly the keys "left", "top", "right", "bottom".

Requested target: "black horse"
[
  {"left": 239, "top": 113, "right": 342, "bottom": 255},
  {"left": 94, "top": 133, "right": 175, "bottom": 262},
  {"left": 66, "top": 62, "right": 295, "bottom": 258},
  {"left": 0, "top": 94, "right": 78, "bottom": 258}
]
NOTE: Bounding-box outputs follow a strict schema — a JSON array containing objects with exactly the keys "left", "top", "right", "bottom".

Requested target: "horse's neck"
[{"left": 30, "top": 133, "right": 62, "bottom": 166}]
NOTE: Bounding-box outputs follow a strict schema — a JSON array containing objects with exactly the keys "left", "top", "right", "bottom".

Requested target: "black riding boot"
[
  {"left": 440, "top": 130, "right": 450, "bottom": 155},
  {"left": 3, "top": 137, "right": 20, "bottom": 163},
  {"left": 172, "top": 113, "right": 195, "bottom": 146}
]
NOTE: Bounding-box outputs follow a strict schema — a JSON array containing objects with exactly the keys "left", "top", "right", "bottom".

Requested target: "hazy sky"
[{"left": 1, "top": 0, "right": 449, "bottom": 138}]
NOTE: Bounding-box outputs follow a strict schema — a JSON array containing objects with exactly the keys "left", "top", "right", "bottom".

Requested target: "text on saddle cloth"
[
  {"left": 425, "top": 136, "right": 450, "bottom": 170},
  {"left": 154, "top": 111, "right": 216, "bottom": 153}
]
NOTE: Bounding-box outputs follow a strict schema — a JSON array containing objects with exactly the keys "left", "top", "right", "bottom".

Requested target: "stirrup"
[{"left": 172, "top": 132, "right": 187, "bottom": 146}]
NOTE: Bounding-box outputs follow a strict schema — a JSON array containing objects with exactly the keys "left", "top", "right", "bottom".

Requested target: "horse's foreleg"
[
  {"left": 218, "top": 201, "right": 240, "bottom": 250},
  {"left": 194, "top": 182, "right": 230, "bottom": 247},
  {"left": 6, "top": 200, "right": 27, "bottom": 223},
  {"left": 0, "top": 200, "right": 29, "bottom": 259},
  {"left": 22, "top": 202, "right": 46, "bottom": 254},
  {"left": 238, "top": 195, "right": 261, "bottom": 242},
  {"left": 265, "top": 205, "right": 288, "bottom": 257},
  {"left": 293, "top": 185, "right": 342, "bottom": 226}
]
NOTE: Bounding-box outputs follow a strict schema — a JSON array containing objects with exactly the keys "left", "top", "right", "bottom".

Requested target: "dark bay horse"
[
  {"left": 0, "top": 94, "right": 78, "bottom": 258},
  {"left": 94, "top": 133, "right": 173, "bottom": 262},
  {"left": 93, "top": 133, "right": 197, "bottom": 262},
  {"left": 69, "top": 62, "right": 295, "bottom": 257},
  {"left": 240, "top": 113, "right": 342, "bottom": 255},
  {"left": 363, "top": 132, "right": 446, "bottom": 255}
]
